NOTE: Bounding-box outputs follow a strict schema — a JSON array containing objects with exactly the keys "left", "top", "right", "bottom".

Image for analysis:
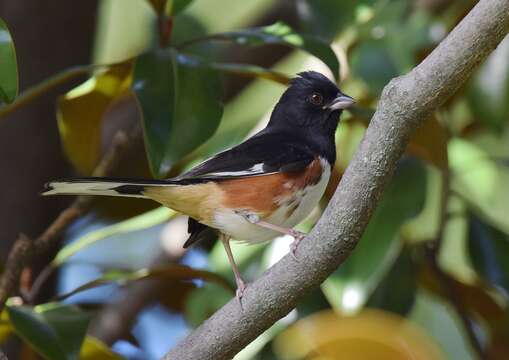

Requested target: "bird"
[{"left": 43, "top": 71, "right": 355, "bottom": 302}]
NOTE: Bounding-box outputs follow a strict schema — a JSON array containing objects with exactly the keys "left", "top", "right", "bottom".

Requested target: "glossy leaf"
[
  {"left": 419, "top": 263, "right": 509, "bottom": 357},
  {"left": 55, "top": 264, "right": 233, "bottom": 301},
  {"left": 351, "top": 41, "right": 398, "bottom": 94},
  {"left": 80, "top": 336, "right": 122, "bottom": 359},
  {"left": 466, "top": 36, "right": 509, "bottom": 131},
  {"left": 182, "top": 21, "right": 340, "bottom": 80},
  {"left": 322, "top": 159, "right": 426, "bottom": 312},
  {"left": 0, "top": 18, "right": 18, "bottom": 104},
  {"left": 185, "top": 283, "right": 231, "bottom": 327},
  {"left": 468, "top": 215, "right": 509, "bottom": 295},
  {"left": 410, "top": 290, "right": 476, "bottom": 360},
  {"left": 449, "top": 138, "right": 509, "bottom": 235},
  {"left": 367, "top": 246, "right": 417, "bottom": 315},
  {"left": 274, "top": 309, "right": 443, "bottom": 360},
  {"left": 164, "top": 52, "right": 291, "bottom": 85},
  {"left": 133, "top": 49, "right": 223, "bottom": 177},
  {"left": 209, "top": 62, "right": 290, "bottom": 85},
  {"left": 7, "top": 303, "right": 91, "bottom": 360},
  {"left": 297, "top": 0, "right": 361, "bottom": 40},
  {"left": 57, "top": 63, "right": 132, "bottom": 174},
  {"left": 168, "top": 0, "right": 194, "bottom": 15},
  {"left": 52, "top": 207, "right": 174, "bottom": 267}
]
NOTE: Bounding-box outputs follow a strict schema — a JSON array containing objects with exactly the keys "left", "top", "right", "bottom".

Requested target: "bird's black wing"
[
  {"left": 180, "top": 131, "right": 318, "bottom": 247},
  {"left": 174, "top": 131, "right": 316, "bottom": 184}
]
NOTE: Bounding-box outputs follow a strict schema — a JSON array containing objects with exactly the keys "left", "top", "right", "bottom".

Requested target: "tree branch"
[
  {"left": 0, "top": 129, "right": 135, "bottom": 313},
  {"left": 164, "top": 1, "right": 509, "bottom": 359}
]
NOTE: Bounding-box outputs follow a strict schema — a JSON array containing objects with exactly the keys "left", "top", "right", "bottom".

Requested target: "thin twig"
[
  {"left": 0, "top": 65, "right": 105, "bottom": 119},
  {"left": 0, "top": 129, "right": 135, "bottom": 312},
  {"left": 0, "top": 234, "right": 33, "bottom": 308},
  {"left": 89, "top": 250, "right": 187, "bottom": 345}
]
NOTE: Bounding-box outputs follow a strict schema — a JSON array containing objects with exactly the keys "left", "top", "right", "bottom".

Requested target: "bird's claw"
[
  {"left": 234, "top": 277, "right": 247, "bottom": 309},
  {"left": 289, "top": 230, "right": 306, "bottom": 260}
]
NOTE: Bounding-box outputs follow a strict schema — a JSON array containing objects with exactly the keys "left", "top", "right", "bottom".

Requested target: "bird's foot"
[
  {"left": 235, "top": 278, "right": 247, "bottom": 309},
  {"left": 289, "top": 230, "right": 306, "bottom": 260}
]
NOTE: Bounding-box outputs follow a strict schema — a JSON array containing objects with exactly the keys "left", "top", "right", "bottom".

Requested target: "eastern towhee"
[{"left": 43, "top": 71, "right": 355, "bottom": 301}]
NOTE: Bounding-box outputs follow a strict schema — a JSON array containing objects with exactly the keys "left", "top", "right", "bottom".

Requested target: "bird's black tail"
[{"left": 42, "top": 177, "right": 176, "bottom": 198}]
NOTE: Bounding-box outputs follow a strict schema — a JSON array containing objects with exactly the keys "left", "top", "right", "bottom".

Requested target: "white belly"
[{"left": 213, "top": 161, "right": 331, "bottom": 243}]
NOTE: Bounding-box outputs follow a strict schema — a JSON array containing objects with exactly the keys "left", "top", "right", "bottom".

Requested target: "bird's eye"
[{"left": 309, "top": 93, "right": 323, "bottom": 105}]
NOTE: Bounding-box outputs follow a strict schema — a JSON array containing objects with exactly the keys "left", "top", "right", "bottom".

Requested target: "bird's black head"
[{"left": 268, "top": 71, "right": 354, "bottom": 135}]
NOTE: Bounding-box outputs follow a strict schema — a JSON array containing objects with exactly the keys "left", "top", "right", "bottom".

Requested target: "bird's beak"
[{"left": 324, "top": 93, "right": 355, "bottom": 111}]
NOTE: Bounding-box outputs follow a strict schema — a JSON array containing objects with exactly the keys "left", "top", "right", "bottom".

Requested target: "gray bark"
[{"left": 164, "top": 0, "right": 509, "bottom": 359}]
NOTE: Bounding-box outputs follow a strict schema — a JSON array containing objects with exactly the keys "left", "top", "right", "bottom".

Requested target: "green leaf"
[
  {"left": 208, "top": 62, "right": 290, "bottom": 85},
  {"left": 468, "top": 214, "right": 509, "bottom": 294},
  {"left": 80, "top": 336, "right": 121, "bottom": 359},
  {"left": 297, "top": 0, "right": 362, "bottom": 40},
  {"left": 0, "top": 18, "right": 18, "bottom": 104},
  {"left": 322, "top": 159, "right": 426, "bottom": 312},
  {"left": 449, "top": 138, "right": 509, "bottom": 235},
  {"left": 367, "top": 246, "right": 417, "bottom": 315},
  {"left": 185, "top": 283, "right": 231, "bottom": 327},
  {"left": 57, "top": 63, "right": 132, "bottom": 174},
  {"left": 167, "top": 0, "right": 194, "bottom": 15},
  {"left": 181, "top": 21, "right": 340, "bottom": 81},
  {"left": 133, "top": 49, "right": 223, "bottom": 177},
  {"left": 7, "top": 303, "right": 91, "bottom": 360},
  {"left": 466, "top": 37, "right": 509, "bottom": 131},
  {"left": 409, "top": 290, "right": 476, "bottom": 360},
  {"left": 55, "top": 264, "right": 233, "bottom": 301},
  {"left": 351, "top": 41, "right": 398, "bottom": 94},
  {"left": 53, "top": 207, "right": 174, "bottom": 267},
  {"left": 419, "top": 262, "right": 509, "bottom": 357}
]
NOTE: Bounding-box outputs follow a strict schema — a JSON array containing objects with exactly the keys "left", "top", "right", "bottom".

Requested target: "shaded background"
[{"left": 1, "top": 0, "right": 509, "bottom": 359}]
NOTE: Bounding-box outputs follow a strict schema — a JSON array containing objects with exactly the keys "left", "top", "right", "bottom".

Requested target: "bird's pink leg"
[
  {"left": 220, "top": 233, "right": 246, "bottom": 307},
  {"left": 238, "top": 213, "right": 306, "bottom": 259}
]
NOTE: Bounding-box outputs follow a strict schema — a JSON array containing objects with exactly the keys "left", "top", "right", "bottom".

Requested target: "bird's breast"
[{"left": 214, "top": 157, "right": 331, "bottom": 243}]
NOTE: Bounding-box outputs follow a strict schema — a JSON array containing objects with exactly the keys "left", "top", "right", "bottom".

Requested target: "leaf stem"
[
  {"left": 175, "top": 34, "right": 229, "bottom": 50},
  {"left": 0, "top": 64, "right": 103, "bottom": 119}
]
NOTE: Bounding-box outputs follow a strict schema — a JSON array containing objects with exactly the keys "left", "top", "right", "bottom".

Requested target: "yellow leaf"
[
  {"left": 57, "top": 63, "right": 132, "bottom": 175},
  {"left": 80, "top": 336, "right": 122, "bottom": 360},
  {"left": 0, "top": 310, "right": 12, "bottom": 344},
  {"left": 274, "top": 309, "right": 444, "bottom": 360}
]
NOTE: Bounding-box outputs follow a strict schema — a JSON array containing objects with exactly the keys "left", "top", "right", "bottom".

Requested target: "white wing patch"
[
  {"left": 185, "top": 162, "right": 275, "bottom": 179},
  {"left": 204, "top": 163, "right": 267, "bottom": 178}
]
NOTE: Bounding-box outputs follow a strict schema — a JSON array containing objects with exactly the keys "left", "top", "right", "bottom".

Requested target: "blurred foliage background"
[{"left": 0, "top": 0, "right": 508, "bottom": 359}]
